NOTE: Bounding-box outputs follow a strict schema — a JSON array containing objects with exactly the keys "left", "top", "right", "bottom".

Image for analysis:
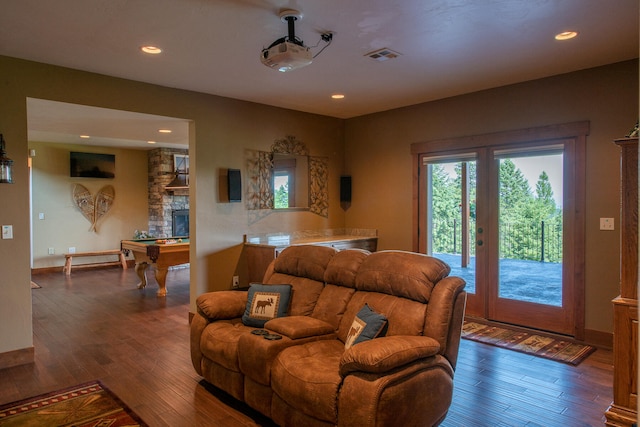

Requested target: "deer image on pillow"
[
  {"left": 242, "top": 284, "right": 292, "bottom": 327},
  {"left": 345, "top": 303, "right": 388, "bottom": 349}
]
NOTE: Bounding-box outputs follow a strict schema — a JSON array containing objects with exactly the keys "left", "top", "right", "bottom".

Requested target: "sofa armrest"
[
  {"left": 196, "top": 291, "right": 247, "bottom": 320},
  {"left": 339, "top": 335, "right": 440, "bottom": 376},
  {"left": 266, "top": 316, "right": 335, "bottom": 339}
]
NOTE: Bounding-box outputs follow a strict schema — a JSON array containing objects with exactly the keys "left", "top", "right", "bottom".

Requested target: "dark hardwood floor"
[{"left": 2, "top": 267, "right": 613, "bottom": 426}]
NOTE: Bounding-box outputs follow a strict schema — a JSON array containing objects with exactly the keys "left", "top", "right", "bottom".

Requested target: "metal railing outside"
[{"left": 432, "top": 219, "right": 562, "bottom": 263}]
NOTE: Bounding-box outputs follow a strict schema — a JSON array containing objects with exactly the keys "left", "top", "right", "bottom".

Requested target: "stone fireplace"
[{"left": 147, "top": 148, "right": 189, "bottom": 238}]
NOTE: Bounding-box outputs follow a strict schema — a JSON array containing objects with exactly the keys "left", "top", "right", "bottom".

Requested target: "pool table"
[{"left": 121, "top": 237, "right": 189, "bottom": 296}]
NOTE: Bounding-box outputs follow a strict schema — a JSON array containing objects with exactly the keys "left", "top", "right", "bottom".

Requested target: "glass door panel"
[
  {"left": 487, "top": 145, "right": 574, "bottom": 335},
  {"left": 422, "top": 156, "right": 480, "bottom": 313},
  {"left": 497, "top": 152, "right": 564, "bottom": 306}
]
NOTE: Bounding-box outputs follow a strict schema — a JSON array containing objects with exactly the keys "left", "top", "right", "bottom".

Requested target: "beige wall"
[
  {"left": 344, "top": 60, "right": 639, "bottom": 334},
  {"left": 29, "top": 141, "right": 149, "bottom": 268},
  {"left": 0, "top": 53, "right": 636, "bottom": 360},
  {"left": 0, "top": 55, "right": 345, "bottom": 358}
]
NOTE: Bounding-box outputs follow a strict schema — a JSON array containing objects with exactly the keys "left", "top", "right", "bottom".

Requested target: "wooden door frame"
[{"left": 412, "top": 121, "right": 589, "bottom": 339}]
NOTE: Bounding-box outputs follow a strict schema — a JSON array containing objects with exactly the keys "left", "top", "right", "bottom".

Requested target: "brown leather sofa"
[{"left": 190, "top": 245, "right": 466, "bottom": 426}]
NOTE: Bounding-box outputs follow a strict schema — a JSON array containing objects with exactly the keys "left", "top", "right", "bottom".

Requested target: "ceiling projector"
[
  {"left": 261, "top": 41, "right": 312, "bottom": 72},
  {"left": 261, "top": 9, "right": 313, "bottom": 72}
]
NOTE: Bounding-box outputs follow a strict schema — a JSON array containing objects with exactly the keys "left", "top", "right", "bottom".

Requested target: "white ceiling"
[
  {"left": 26, "top": 99, "right": 190, "bottom": 149},
  {"left": 1, "top": 0, "right": 638, "bottom": 149}
]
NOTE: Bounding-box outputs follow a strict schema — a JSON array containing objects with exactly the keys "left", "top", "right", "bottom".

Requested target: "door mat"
[
  {"left": 461, "top": 321, "right": 596, "bottom": 365},
  {"left": 0, "top": 380, "right": 147, "bottom": 426}
]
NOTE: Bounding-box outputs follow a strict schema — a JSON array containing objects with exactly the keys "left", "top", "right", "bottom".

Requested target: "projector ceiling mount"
[
  {"left": 277, "top": 9, "right": 304, "bottom": 47},
  {"left": 260, "top": 9, "right": 333, "bottom": 72}
]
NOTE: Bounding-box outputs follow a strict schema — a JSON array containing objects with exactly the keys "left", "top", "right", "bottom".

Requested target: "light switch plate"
[{"left": 2, "top": 225, "right": 13, "bottom": 239}]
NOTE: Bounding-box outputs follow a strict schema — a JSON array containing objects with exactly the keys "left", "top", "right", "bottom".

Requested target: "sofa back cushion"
[
  {"left": 310, "top": 285, "right": 355, "bottom": 329},
  {"left": 337, "top": 292, "right": 427, "bottom": 343},
  {"left": 324, "top": 248, "right": 369, "bottom": 289},
  {"left": 310, "top": 249, "right": 369, "bottom": 329},
  {"left": 262, "top": 245, "right": 338, "bottom": 316},
  {"left": 355, "top": 250, "right": 450, "bottom": 303}
]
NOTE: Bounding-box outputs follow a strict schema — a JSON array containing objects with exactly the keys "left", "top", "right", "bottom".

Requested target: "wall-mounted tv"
[{"left": 70, "top": 152, "right": 115, "bottom": 178}]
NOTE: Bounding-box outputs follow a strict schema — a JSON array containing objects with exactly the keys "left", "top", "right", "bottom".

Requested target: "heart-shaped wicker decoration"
[{"left": 72, "top": 184, "right": 115, "bottom": 232}]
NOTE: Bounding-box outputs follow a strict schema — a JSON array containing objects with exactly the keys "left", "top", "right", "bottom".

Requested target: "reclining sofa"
[{"left": 190, "top": 245, "right": 466, "bottom": 426}]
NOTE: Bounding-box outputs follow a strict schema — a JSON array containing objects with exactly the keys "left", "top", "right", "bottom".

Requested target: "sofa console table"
[{"left": 244, "top": 229, "right": 377, "bottom": 283}]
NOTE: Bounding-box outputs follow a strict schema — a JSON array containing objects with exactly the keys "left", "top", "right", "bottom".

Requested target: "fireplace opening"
[{"left": 172, "top": 209, "right": 189, "bottom": 237}]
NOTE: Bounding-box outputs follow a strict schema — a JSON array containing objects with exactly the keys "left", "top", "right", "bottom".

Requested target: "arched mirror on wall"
[{"left": 246, "top": 135, "right": 328, "bottom": 217}]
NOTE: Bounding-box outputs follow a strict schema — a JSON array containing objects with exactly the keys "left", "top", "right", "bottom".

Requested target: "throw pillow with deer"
[{"left": 242, "top": 284, "right": 292, "bottom": 327}]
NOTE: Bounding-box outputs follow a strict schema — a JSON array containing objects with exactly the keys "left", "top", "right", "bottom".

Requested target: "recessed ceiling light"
[
  {"left": 555, "top": 31, "right": 578, "bottom": 41},
  {"left": 147, "top": 141, "right": 157, "bottom": 144},
  {"left": 331, "top": 94, "right": 345, "bottom": 99},
  {"left": 158, "top": 129, "right": 172, "bottom": 134},
  {"left": 141, "top": 46, "right": 162, "bottom": 54},
  {"left": 79, "top": 135, "right": 90, "bottom": 139}
]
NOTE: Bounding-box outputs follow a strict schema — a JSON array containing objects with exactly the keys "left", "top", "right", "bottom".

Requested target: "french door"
[{"left": 413, "top": 123, "right": 587, "bottom": 337}]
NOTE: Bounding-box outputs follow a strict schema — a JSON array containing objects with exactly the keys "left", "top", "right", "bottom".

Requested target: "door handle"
[{"left": 477, "top": 239, "right": 483, "bottom": 246}]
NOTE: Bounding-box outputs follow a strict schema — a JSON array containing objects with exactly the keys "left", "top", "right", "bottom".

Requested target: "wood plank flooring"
[{"left": 1, "top": 267, "right": 614, "bottom": 426}]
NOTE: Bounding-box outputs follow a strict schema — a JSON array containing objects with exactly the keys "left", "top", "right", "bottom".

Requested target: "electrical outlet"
[
  {"left": 232, "top": 275, "right": 240, "bottom": 288},
  {"left": 599, "top": 218, "right": 614, "bottom": 230},
  {"left": 68, "top": 247, "right": 76, "bottom": 254},
  {"left": 48, "top": 247, "right": 55, "bottom": 255}
]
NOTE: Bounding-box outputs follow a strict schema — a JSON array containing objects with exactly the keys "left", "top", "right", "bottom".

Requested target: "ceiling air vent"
[{"left": 365, "top": 48, "right": 401, "bottom": 62}]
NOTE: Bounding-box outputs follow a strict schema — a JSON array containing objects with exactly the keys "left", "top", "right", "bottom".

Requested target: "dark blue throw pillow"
[
  {"left": 242, "top": 284, "right": 292, "bottom": 328},
  {"left": 344, "top": 303, "right": 388, "bottom": 349}
]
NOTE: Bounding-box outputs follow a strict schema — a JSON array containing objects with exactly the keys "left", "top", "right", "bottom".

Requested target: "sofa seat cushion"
[
  {"left": 271, "top": 340, "right": 345, "bottom": 424},
  {"left": 266, "top": 315, "right": 334, "bottom": 339},
  {"left": 238, "top": 326, "right": 337, "bottom": 386},
  {"left": 201, "top": 320, "right": 254, "bottom": 371}
]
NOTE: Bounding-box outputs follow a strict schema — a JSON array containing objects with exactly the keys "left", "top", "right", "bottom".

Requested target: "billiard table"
[{"left": 121, "top": 237, "right": 189, "bottom": 296}]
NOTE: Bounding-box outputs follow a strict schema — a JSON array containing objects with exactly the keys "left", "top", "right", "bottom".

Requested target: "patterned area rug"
[
  {"left": 462, "top": 321, "right": 596, "bottom": 365},
  {"left": 0, "top": 381, "right": 147, "bottom": 426}
]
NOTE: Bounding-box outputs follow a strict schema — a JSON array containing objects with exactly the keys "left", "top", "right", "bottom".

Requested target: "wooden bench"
[{"left": 63, "top": 250, "right": 128, "bottom": 275}]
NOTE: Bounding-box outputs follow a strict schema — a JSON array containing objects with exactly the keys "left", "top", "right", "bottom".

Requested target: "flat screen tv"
[{"left": 70, "top": 152, "right": 115, "bottom": 178}]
